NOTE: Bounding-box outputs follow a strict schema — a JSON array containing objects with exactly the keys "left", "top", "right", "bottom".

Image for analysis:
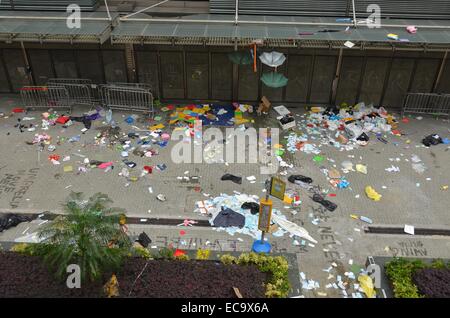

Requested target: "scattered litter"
[
  {"left": 404, "top": 224, "right": 415, "bottom": 235},
  {"left": 355, "top": 164, "right": 367, "bottom": 174},
  {"left": 156, "top": 194, "right": 166, "bottom": 202},
  {"left": 365, "top": 186, "right": 382, "bottom": 201},
  {"left": 385, "top": 165, "right": 400, "bottom": 173}
]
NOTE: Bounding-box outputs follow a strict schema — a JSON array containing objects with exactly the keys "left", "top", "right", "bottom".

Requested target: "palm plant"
[{"left": 34, "top": 192, "right": 131, "bottom": 282}]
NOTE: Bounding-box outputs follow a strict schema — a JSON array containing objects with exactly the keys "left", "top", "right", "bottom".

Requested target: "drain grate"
[{"left": 365, "top": 226, "right": 450, "bottom": 236}]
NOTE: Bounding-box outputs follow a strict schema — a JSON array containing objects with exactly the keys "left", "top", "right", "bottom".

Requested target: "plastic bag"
[
  {"left": 358, "top": 274, "right": 376, "bottom": 298},
  {"left": 365, "top": 186, "right": 382, "bottom": 201}
]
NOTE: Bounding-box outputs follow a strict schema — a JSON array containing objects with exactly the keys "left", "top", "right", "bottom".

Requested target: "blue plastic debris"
[
  {"left": 337, "top": 179, "right": 350, "bottom": 189},
  {"left": 68, "top": 135, "right": 81, "bottom": 143},
  {"left": 125, "top": 116, "right": 134, "bottom": 124}
]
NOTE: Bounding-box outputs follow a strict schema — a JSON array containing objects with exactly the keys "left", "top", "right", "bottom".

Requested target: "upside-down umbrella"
[
  {"left": 228, "top": 51, "right": 253, "bottom": 65},
  {"left": 261, "top": 72, "right": 288, "bottom": 88},
  {"left": 259, "top": 51, "right": 286, "bottom": 68}
]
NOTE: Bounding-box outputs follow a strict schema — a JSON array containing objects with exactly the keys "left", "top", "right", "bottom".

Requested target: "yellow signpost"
[{"left": 253, "top": 176, "right": 285, "bottom": 253}]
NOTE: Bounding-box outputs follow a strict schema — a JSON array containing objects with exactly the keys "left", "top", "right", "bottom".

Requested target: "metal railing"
[
  {"left": 47, "top": 78, "right": 96, "bottom": 107},
  {"left": 103, "top": 85, "right": 154, "bottom": 115},
  {"left": 20, "top": 86, "right": 71, "bottom": 111},
  {"left": 402, "top": 93, "right": 450, "bottom": 117},
  {"left": 21, "top": 79, "right": 155, "bottom": 115}
]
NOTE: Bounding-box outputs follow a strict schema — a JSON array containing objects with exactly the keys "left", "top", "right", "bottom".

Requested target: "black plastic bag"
[{"left": 422, "top": 134, "right": 443, "bottom": 147}]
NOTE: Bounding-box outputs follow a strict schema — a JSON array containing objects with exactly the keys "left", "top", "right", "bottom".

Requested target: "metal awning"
[
  {"left": 0, "top": 11, "right": 116, "bottom": 44},
  {"left": 0, "top": 11, "right": 449, "bottom": 51},
  {"left": 111, "top": 14, "right": 450, "bottom": 51}
]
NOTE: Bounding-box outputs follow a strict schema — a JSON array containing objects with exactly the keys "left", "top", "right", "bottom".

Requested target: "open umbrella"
[
  {"left": 259, "top": 51, "right": 286, "bottom": 68},
  {"left": 228, "top": 51, "right": 253, "bottom": 65},
  {"left": 261, "top": 72, "right": 288, "bottom": 88}
]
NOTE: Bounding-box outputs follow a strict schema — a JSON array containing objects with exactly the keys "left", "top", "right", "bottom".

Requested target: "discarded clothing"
[
  {"left": 70, "top": 116, "right": 92, "bottom": 129},
  {"left": 241, "top": 202, "right": 260, "bottom": 215},
  {"left": 312, "top": 194, "right": 337, "bottom": 212},
  {"left": 221, "top": 173, "right": 242, "bottom": 184},
  {"left": 272, "top": 214, "right": 318, "bottom": 244},
  {"left": 288, "top": 175, "right": 313, "bottom": 184},
  {"left": 422, "top": 134, "right": 443, "bottom": 147},
  {"left": 0, "top": 214, "right": 31, "bottom": 232},
  {"left": 213, "top": 207, "right": 245, "bottom": 228}
]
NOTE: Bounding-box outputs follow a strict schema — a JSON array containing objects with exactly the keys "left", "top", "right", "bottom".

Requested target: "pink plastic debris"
[
  {"left": 406, "top": 26, "right": 417, "bottom": 34},
  {"left": 98, "top": 161, "right": 114, "bottom": 169}
]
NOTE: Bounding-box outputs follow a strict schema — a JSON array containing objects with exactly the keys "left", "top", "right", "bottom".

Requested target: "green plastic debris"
[
  {"left": 313, "top": 155, "right": 324, "bottom": 162},
  {"left": 275, "top": 149, "right": 284, "bottom": 156}
]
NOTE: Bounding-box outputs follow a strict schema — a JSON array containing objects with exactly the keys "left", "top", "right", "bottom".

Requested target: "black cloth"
[
  {"left": 241, "top": 202, "right": 260, "bottom": 215},
  {"left": 213, "top": 207, "right": 245, "bottom": 228},
  {"left": 0, "top": 214, "right": 31, "bottom": 232},
  {"left": 288, "top": 175, "right": 313, "bottom": 184},
  {"left": 221, "top": 173, "right": 242, "bottom": 184},
  {"left": 357, "top": 132, "right": 370, "bottom": 142},
  {"left": 70, "top": 116, "right": 92, "bottom": 129},
  {"left": 422, "top": 134, "right": 443, "bottom": 147}
]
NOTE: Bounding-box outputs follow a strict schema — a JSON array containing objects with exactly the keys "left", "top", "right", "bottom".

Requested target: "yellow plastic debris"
[
  {"left": 441, "top": 185, "right": 449, "bottom": 191},
  {"left": 149, "top": 123, "right": 165, "bottom": 130},
  {"left": 196, "top": 248, "right": 211, "bottom": 260},
  {"left": 356, "top": 164, "right": 368, "bottom": 175},
  {"left": 358, "top": 274, "right": 376, "bottom": 298},
  {"left": 104, "top": 274, "right": 120, "bottom": 298},
  {"left": 283, "top": 195, "right": 293, "bottom": 204},
  {"left": 365, "top": 186, "right": 382, "bottom": 201},
  {"left": 63, "top": 165, "right": 73, "bottom": 173},
  {"left": 310, "top": 106, "right": 323, "bottom": 113}
]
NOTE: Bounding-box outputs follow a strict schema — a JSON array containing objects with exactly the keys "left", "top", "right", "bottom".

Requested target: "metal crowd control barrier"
[
  {"left": 20, "top": 86, "right": 71, "bottom": 112},
  {"left": 47, "top": 79, "right": 95, "bottom": 108},
  {"left": 107, "top": 82, "right": 152, "bottom": 90},
  {"left": 103, "top": 85, "right": 154, "bottom": 115},
  {"left": 402, "top": 93, "right": 450, "bottom": 117},
  {"left": 48, "top": 78, "right": 93, "bottom": 85}
]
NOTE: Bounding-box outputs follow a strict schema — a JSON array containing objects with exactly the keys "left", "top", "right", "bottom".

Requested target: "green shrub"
[
  {"left": 175, "top": 254, "right": 190, "bottom": 261},
  {"left": 33, "top": 192, "right": 131, "bottom": 283},
  {"left": 157, "top": 247, "right": 175, "bottom": 260},
  {"left": 220, "top": 254, "right": 237, "bottom": 265},
  {"left": 430, "top": 259, "right": 446, "bottom": 269},
  {"left": 10, "top": 243, "right": 35, "bottom": 255},
  {"left": 385, "top": 258, "right": 425, "bottom": 298},
  {"left": 132, "top": 245, "right": 153, "bottom": 259},
  {"left": 222, "top": 252, "right": 291, "bottom": 298}
]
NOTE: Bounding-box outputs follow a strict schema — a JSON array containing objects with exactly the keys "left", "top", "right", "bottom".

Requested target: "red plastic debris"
[
  {"left": 174, "top": 249, "right": 186, "bottom": 257},
  {"left": 328, "top": 193, "right": 337, "bottom": 197},
  {"left": 179, "top": 230, "right": 186, "bottom": 236},
  {"left": 56, "top": 116, "right": 70, "bottom": 124},
  {"left": 401, "top": 118, "right": 410, "bottom": 123},
  {"left": 144, "top": 166, "right": 153, "bottom": 173},
  {"left": 48, "top": 154, "right": 60, "bottom": 161},
  {"left": 12, "top": 108, "right": 25, "bottom": 113},
  {"left": 392, "top": 129, "right": 402, "bottom": 136}
]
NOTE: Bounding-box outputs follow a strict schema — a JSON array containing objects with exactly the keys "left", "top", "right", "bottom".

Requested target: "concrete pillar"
[{"left": 125, "top": 43, "right": 137, "bottom": 82}]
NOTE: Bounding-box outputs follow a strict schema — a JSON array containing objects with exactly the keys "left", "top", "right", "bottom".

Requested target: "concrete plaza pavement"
[{"left": 0, "top": 94, "right": 449, "bottom": 297}]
